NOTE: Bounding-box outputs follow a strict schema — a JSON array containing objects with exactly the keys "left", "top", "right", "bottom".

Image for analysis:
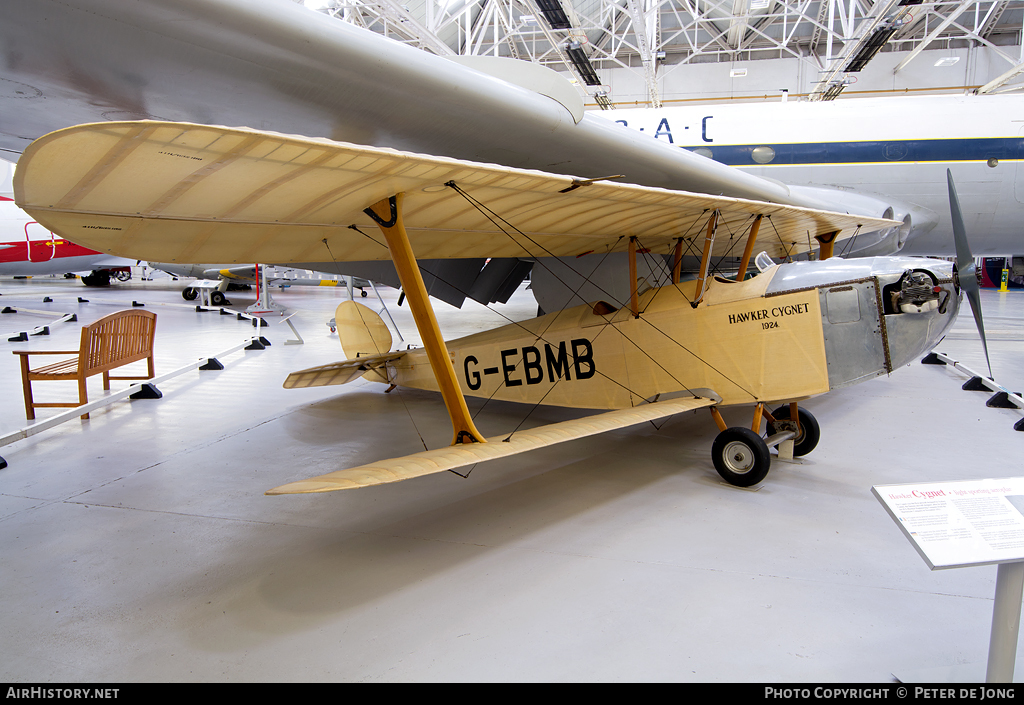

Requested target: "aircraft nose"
[{"left": 883, "top": 266, "right": 960, "bottom": 370}]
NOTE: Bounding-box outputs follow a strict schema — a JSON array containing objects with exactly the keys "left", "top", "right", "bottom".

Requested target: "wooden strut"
[
  {"left": 815, "top": 230, "right": 839, "bottom": 261},
  {"left": 709, "top": 407, "right": 727, "bottom": 433},
  {"left": 691, "top": 210, "right": 719, "bottom": 308},
  {"left": 671, "top": 238, "right": 684, "bottom": 285},
  {"left": 736, "top": 214, "right": 763, "bottom": 282},
  {"left": 365, "top": 194, "right": 486, "bottom": 446},
  {"left": 750, "top": 403, "right": 764, "bottom": 434},
  {"left": 711, "top": 403, "right": 799, "bottom": 436},
  {"left": 628, "top": 236, "right": 639, "bottom": 318}
]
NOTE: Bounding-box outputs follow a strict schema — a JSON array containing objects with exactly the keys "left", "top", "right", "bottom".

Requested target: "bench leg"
[
  {"left": 103, "top": 371, "right": 110, "bottom": 391},
  {"left": 78, "top": 377, "right": 90, "bottom": 420},
  {"left": 19, "top": 356, "right": 35, "bottom": 421}
]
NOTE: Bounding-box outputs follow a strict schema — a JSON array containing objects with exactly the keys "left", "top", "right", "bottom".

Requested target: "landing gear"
[
  {"left": 182, "top": 287, "right": 198, "bottom": 301},
  {"left": 712, "top": 427, "right": 771, "bottom": 487},
  {"left": 766, "top": 405, "right": 820, "bottom": 457},
  {"left": 709, "top": 404, "right": 820, "bottom": 487},
  {"left": 210, "top": 290, "right": 228, "bottom": 307}
]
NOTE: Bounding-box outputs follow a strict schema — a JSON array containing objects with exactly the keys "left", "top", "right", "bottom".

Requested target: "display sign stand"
[
  {"left": 988, "top": 562, "right": 1024, "bottom": 682},
  {"left": 873, "top": 478, "right": 1024, "bottom": 683}
]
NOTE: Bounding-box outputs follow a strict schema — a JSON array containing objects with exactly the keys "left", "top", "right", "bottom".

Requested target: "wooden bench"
[{"left": 14, "top": 309, "right": 157, "bottom": 420}]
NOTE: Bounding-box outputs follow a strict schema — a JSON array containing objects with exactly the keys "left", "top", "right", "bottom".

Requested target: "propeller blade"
[{"left": 947, "top": 169, "right": 992, "bottom": 378}]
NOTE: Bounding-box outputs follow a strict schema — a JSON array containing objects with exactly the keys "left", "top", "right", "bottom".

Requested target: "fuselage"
[
  {"left": 596, "top": 94, "right": 1024, "bottom": 256},
  {"left": 0, "top": 199, "right": 129, "bottom": 276},
  {"left": 373, "top": 256, "right": 960, "bottom": 409}
]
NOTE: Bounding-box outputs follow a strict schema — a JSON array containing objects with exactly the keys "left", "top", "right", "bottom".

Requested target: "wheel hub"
[
  {"left": 773, "top": 419, "right": 804, "bottom": 444},
  {"left": 723, "top": 441, "right": 755, "bottom": 474}
]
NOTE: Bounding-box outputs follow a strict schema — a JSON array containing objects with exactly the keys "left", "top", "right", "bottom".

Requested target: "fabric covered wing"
[
  {"left": 15, "top": 121, "right": 899, "bottom": 265},
  {"left": 266, "top": 394, "right": 716, "bottom": 494}
]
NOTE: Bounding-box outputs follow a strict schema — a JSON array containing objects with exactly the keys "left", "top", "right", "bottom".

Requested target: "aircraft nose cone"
[{"left": 883, "top": 275, "right": 960, "bottom": 370}]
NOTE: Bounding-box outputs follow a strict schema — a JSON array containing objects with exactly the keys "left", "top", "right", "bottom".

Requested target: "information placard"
[{"left": 872, "top": 478, "right": 1024, "bottom": 570}]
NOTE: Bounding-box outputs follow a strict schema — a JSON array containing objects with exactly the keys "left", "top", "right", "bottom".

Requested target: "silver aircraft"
[{"left": 0, "top": 0, "right": 933, "bottom": 309}]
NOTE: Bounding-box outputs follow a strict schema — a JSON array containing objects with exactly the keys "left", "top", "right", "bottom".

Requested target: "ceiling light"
[
  {"left": 534, "top": 0, "right": 572, "bottom": 30},
  {"left": 846, "top": 25, "right": 898, "bottom": 72},
  {"left": 565, "top": 42, "right": 601, "bottom": 86}
]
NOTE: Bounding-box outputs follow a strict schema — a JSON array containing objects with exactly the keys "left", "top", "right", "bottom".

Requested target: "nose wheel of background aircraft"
[{"left": 712, "top": 427, "right": 771, "bottom": 487}]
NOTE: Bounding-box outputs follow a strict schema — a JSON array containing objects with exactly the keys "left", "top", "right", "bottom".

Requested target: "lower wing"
[{"left": 266, "top": 394, "right": 717, "bottom": 494}]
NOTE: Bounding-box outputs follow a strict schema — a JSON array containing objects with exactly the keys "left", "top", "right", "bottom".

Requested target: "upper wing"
[
  {"left": 266, "top": 394, "right": 717, "bottom": 494},
  {"left": 15, "top": 121, "right": 898, "bottom": 265}
]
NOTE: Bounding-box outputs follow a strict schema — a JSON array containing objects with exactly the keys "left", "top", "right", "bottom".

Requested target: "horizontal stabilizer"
[
  {"left": 266, "top": 394, "right": 716, "bottom": 494},
  {"left": 283, "top": 351, "right": 406, "bottom": 389}
]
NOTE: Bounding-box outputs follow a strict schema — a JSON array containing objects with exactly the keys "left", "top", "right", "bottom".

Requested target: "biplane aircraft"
[{"left": 13, "top": 121, "right": 978, "bottom": 490}]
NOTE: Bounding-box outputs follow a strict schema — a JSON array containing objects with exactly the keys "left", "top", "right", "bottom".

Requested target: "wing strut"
[
  {"left": 628, "top": 236, "right": 639, "bottom": 318},
  {"left": 691, "top": 210, "right": 720, "bottom": 308},
  {"left": 814, "top": 230, "right": 839, "bottom": 261},
  {"left": 365, "top": 194, "right": 486, "bottom": 446},
  {"left": 736, "top": 214, "right": 763, "bottom": 281}
]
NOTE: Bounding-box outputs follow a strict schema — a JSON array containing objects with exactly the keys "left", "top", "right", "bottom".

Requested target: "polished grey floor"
[{"left": 1, "top": 270, "right": 1023, "bottom": 683}]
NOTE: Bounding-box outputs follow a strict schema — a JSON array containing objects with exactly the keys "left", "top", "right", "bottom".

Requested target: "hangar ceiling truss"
[{"left": 303, "top": 0, "right": 1024, "bottom": 104}]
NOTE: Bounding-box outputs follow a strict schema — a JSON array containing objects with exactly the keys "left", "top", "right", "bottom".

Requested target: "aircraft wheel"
[
  {"left": 182, "top": 287, "right": 198, "bottom": 301},
  {"left": 81, "top": 271, "right": 111, "bottom": 287},
  {"left": 114, "top": 270, "right": 131, "bottom": 282},
  {"left": 360, "top": 289, "right": 368, "bottom": 297},
  {"left": 712, "top": 427, "right": 771, "bottom": 487},
  {"left": 767, "top": 406, "right": 820, "bottom": 457},
  {"left": 210, "top": 290, "right": 228, "bottom": 306}
]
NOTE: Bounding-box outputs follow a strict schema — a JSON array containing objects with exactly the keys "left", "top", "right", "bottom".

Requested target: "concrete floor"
[{"left": 1, "top": 270, "right": 1023, "bottom": 683}]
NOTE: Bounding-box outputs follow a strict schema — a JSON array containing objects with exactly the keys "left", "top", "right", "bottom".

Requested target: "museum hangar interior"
[{"left": 3, "top": 0, "right": 1024, "bottom": 683}]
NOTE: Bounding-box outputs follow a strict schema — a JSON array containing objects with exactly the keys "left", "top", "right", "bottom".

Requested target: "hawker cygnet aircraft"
[
  {"left": 1, "top": 0, "right": 997, "bottom": 488},
  {"left": 14, "top": 122, "right": 988, "bottom": 490}
]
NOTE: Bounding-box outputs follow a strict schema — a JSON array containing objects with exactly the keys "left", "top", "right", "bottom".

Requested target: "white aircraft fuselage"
[{"left": 597, "top": 94, "right": 1024, "bottom": 256}]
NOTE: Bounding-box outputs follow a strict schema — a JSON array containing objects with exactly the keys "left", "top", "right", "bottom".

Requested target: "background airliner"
[
  {"left": 597, "top": 93, "right": 1024, "bottom": 257},
  {"left": 0, "top": 163, "right": 133, "bottom": 283}
]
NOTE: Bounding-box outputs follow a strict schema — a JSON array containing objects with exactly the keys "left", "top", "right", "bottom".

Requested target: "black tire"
[
  {"left": 712, "top": 427, "right": 771, "bottom": 487},
  {"left": 114, "top": 270, "right": 131, "bottom": 282},
  {"left": 767, "top": 406, "right": 821, "bottom": 457},
  {"left": 360, "top": 289, "right": 368, "bottom": 297},
  {"left": 81, "top": 271, "right": 111, "bottom": 287},
  {"left": 182, "top": 287, "right": 198, "bottom": 301},
  {"left": 210, "top": 290, "right": 227, "bottom": 306}
]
